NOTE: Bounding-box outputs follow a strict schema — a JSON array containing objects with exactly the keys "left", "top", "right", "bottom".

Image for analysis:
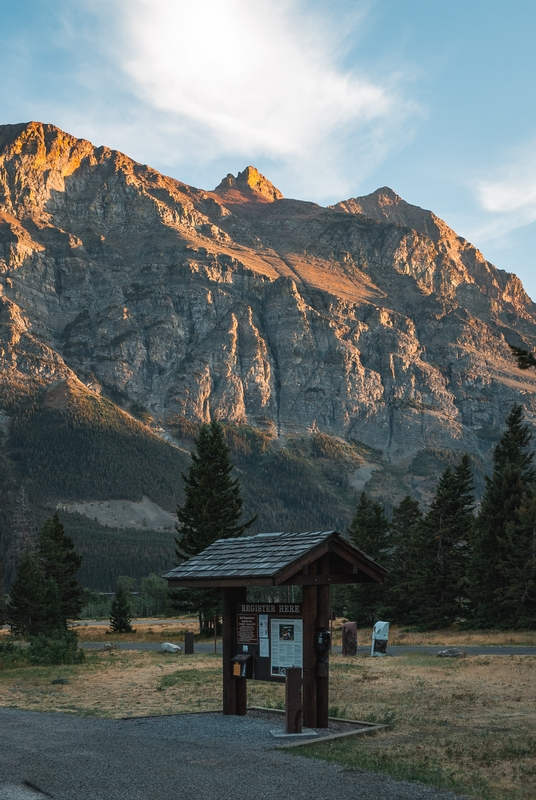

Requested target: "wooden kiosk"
[{"left": 164, "top": 530, "right": 386, "bottom": 729}]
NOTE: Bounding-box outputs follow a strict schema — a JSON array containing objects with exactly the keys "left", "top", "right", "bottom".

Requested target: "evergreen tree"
[
  {"left": 7, "top": 514, "right": 83, "bottom": 637},
  {"left": 497, "top": 489, "right": 536, "bottom": 627},
  {"left": 408, "top": 456, "right": 474, "bottom": 628},
  {"left": 468, "top": 405, "right": 536, "bottom": 626},
  {"left": 345, "top": 493, "right": 390, "bottom": 626},
  {"left": 109, "top": 584, "right": 134, "bottom": 633},
  {"left": 387, "top": 495, "right": 423, "bottom": 624},
  {"left": 4, "top": 485, "right": 35, "bottom": 590},
  {"left": 7, "top": 548, "right": 47, "bottom": 636},
  {"left": 175, "top": 421, "right": 255, "bottom": 559},
  {"left": 174, "top": 421, "right": 255, "bottom": 629},
  {"left": 37, "top": 513, "right": 84, "bottom": 628},
  {"left": 0, "top": 562, "right": 6, "bottom": 625}
]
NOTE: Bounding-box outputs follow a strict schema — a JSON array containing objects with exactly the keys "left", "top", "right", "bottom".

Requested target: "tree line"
[
  {"left": 345, "top": 404, "right": 536, "bottom": 629},
  {"left": 157, "top": 409, "right": 536, "bottom": 631},
  {"left": 2, "top": 406, "right": 534, "bottom": 642}
]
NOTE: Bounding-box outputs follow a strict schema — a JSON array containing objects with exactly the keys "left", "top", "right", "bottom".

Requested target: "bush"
[
  {"left": 27, "top": 631, "right": 85, "bottom": 665},
  {"left": 0, "top": 637, "right": 26, "bottom": 669},
  {"left": 0, "top": 637, "right": 16, "bottom": 654}
]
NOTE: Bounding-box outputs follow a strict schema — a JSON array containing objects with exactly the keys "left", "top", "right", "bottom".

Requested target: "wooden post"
[
  {"left": 184, "top": 632, "right": 194, "bottom": 654},
  {"left": 235, "top": 675, "right": 248, "bottom": 716},
  {"left": 285, "top": 667, "right": 302, "bottom": 733},
  {"left": 302, "top": 564, "right": 317, "bottom": 728},
  {"left": 213, "top": 613, "right": 218, "bottom": 654},
  {"left": 222, "top": 586, "right": 247, "bottom": 715},
  {"left": 316, "top": 571, "right": 330, "bottom": 728}
]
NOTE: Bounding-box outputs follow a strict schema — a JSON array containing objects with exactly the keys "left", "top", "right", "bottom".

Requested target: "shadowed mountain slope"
[{"left": 1, "top": 121, "right": 536, "bottom": 578}]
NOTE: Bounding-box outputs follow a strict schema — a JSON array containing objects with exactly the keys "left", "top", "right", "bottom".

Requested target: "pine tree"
[
  {"left": 175, "top": 421, "right": 255, "bottom": 559},
  {"left": 408, "top": 456, "right": 474, "bottom": 628},
  {"left": 37, "top": 513, "right": 84, "bottom": 628},
  {"left": 497, "top": 489, "right": 536, "bottom": 627},
  {"left": 7, "top": 548, "right": 47, "bottom": 636},
  {"left": 7, "top": 514, "right": 84, "bottom": 637},
  {"left": 4, "top": 485, "right": 35, "bottom": 590},
  {"left": 387, "top": 495, "right": 423, "bottom": 624},
  {"left": 0, "top": 562, "right": 6, "bottom": 626},
  {"left": 174, "top": 421, "right": 255, "bottom": 629},
  {"left": 468, "top": 405, "right": 536, "bottom": 626},
  {"left": 345, "top": 493, "right": 390, "bottom": 626},
  {"left": 109, "top": 584, "right": 134, "bottom": 633}
]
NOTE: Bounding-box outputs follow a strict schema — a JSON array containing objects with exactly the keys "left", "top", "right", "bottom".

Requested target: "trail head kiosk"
[{"left": 164, "top": 530, "right": 386, "bottom": 728}]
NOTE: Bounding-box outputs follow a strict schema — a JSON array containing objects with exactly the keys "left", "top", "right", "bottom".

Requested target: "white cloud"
[
  {"left": 118, "top": 0, "right": 386, "bottom": 155},
  {"left": 95, "top": 0, "right": 416, "bottom": 198},
  {"left": 477, "top": 137, "right": 536, "bottom": 232},
  {"left": 0, "top": 0, "right": 417, "bottom": 200}
]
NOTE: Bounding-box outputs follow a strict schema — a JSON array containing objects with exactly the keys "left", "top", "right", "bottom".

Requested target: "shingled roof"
[{"left": 164, "top": 530, "right": 387, "bottom": 588}]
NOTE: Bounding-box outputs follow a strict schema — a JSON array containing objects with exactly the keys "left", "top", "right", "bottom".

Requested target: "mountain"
[{"left": 2, "top": 121, "right": 536, "bottom": 585}]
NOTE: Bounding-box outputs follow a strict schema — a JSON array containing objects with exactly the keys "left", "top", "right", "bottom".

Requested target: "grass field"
[
  {"left": 0, "top": 646, "right": 534, "bottom": 800},
  {"left": 69, "top": 620, "right": 536, "bottom": 647}
]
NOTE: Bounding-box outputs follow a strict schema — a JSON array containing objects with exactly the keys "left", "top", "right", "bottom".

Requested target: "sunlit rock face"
[{"left": 2, "top": 121, "right": 536, "bottom": 463}]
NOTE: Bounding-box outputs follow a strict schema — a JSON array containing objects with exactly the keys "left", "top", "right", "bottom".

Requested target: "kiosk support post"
[
  {"left": 222, "top": 586, "right": 247, "bottom": 715},
  {"left": 285, "top": 667, "right": 302, "bottom": 734},
  {"left": 316, "top": 555, "right": 330, "bottom": 728},
  {"left": 302, "top": 563, "right": 318, "bottom": 728}
]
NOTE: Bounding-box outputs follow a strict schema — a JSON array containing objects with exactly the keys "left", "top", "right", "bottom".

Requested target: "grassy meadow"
[{"left": 0, "top": 638, "right": 534, "bottom": 800}]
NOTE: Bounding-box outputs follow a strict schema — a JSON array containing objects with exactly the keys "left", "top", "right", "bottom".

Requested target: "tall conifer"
[
  {"left": 0, "top": 562, "right": 6, "bottom": 625},
  {"left": 346, "top": 492, "right": 390, "bottom": 626},
  {"left": 4, "top": 485, "right": 35, "bottom": 590},
  {"left": 109, "top": 584, "right": 134, "bottom": 633},
  {"left": 408, "top": 455, "right": 474, "bottom": 627},
  {"left": 387, "top": 495, "right": 423, "bottom": 623},
  {"left": 7, "top": 514, "right": 83, "bottom": 636},
  {"left": 7, "top": 549, "right": 47, "bottom": 636},
  {"left": 174, "top": 421, "right": 255, "bottom": 629},
  {"left": 176, "top": 421, "right": 255, "bottom": 559},
  {"left": 497, "top": 490, "right": 536, "bottom": 627},
  {"left": 468, "top": 405, "right": 535, "bottom": 626},
  {"left": 37, "top": 513, "right": 84, "bottom": 627}
]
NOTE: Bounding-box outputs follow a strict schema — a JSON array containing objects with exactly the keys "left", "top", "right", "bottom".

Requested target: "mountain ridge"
[{"left": 1, "top": 121, "right": 536, "bottom": 517}]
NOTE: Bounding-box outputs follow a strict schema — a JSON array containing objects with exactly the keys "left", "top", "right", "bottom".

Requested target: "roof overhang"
[{"left": 164, "top": 530, "right": 387, "bottom": 588}]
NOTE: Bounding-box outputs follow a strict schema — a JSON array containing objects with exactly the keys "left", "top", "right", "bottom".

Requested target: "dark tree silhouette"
[
  {"left": 174, "top": 421, "right": 255, "bottom": 629},
  {"left": 468, "top": 405, "right": 535, "bottom": 626},
  {"left": 109, "top": 584, "right": 134, "bottom": 633}
]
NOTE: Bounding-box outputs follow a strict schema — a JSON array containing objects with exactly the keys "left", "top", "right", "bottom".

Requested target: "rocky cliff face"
[{"left": 2, "top": 121, "right": 536, "bottom": 473}]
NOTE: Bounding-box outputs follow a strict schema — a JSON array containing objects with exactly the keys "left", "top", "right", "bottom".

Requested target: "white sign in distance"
[
  {"left": 270, "top": 618, "right": 303, "bottom": 676},
  {"left": 259, "top": 614, "right": 270, "bottom": 657}
]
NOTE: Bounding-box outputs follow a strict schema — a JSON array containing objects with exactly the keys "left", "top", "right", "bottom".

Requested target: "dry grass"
[
  {"left": 1, "top": 643, "right": 535, "bottom": 799},
  {"left": 331, "top": 623, "right": 536, "bottom": 648},
  {"left": 68, "top": 620, "right": 536, "bottom": 647},
  {"left": 308, "top": 653, "right": 536, "bottom": 800},
  {"left": 0, "top": 650, "right": 224, "bottom": 718},
  {"left": 72, "top": 620, "right": 199, "bottom": 644}
]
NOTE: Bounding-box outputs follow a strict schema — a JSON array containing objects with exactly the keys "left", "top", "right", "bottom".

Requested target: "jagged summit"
[
  {"left": 213, "top": 166, "right": 283, "bottom": 204},
  {"left": 1, "top": 119, "right": 536, "bottom": 486},
  {"left": 332, "top": 186, "right": 443, "bottom": 242}
]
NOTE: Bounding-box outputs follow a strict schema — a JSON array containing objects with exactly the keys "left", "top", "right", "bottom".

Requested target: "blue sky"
[{"left": 2, "top": 0, "right": 536, "bottom": 297}]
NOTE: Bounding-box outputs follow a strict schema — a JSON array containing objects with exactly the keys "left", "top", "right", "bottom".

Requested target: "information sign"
[
  {"left": 237, "top": 603, "right": 302, "bottom": 615},
  {"left": 259, "top": 613, "right": 269, "bottom": 657},
  {"left": 237, "top": 614, "right": 258, "bottom": 644},
  {"left": 270, "top": 618, "right": 303, "bottom": 676}
]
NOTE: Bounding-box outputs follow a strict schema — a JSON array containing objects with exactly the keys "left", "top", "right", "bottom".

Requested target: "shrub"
[{"left": 27, "top": 631, "right": 85, "bottom": 665}]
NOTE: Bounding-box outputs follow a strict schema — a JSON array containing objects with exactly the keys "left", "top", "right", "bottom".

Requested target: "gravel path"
[{"left": 0, "top": 708, "right": 468, "bottom": 800}]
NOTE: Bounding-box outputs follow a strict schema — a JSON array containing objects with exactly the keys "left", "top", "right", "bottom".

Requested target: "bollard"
[
  {"left": 341, "top": 621, "right": 357, "bottom": 655},
  {"left": 184, "top": 631, "right": 195, "bottom": 654},
  {"left": 285, "top": 667, "right": 302, "bottom": 734}
]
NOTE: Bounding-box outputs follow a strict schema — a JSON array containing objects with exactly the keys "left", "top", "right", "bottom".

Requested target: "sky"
[{"left": 2, "top": 0, "right": 536, "bottom": 297}]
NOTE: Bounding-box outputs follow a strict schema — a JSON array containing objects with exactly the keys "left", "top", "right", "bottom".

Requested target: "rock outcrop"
[{"left": 2, "top": 120, "right": 536, "bottom": 472}]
